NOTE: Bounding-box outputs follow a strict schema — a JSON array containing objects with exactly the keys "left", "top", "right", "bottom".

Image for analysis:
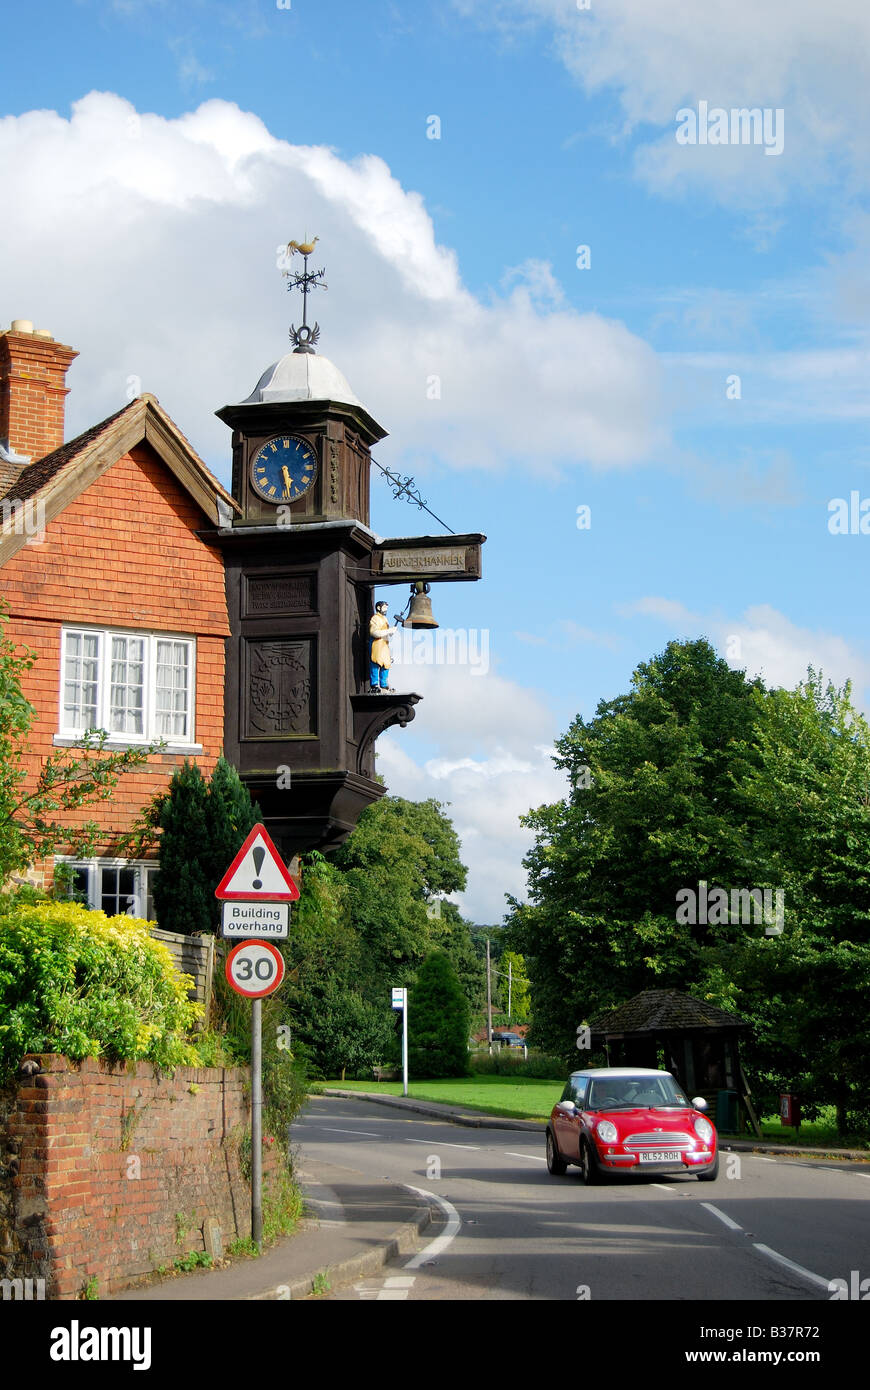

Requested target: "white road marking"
[
  {"left": 404, "top": 1138, "right": 480, "bottom": 1150},
  {"left": 505, "top": 1151, "right": 547, "bottom": 1162},
  {"left": 752, "top": 1156, "right": 777, "bottom": 1163},
  {"left": 701, "top": 1202, "right": 743, "bottom": 1232},
  {"left": 383, "top": 1277, "right": 415, "bottom": 1287},
  {"left": 651, "top": 1183, "right": 679, "bottom": 1194},
  {"left": 752, "top": 1244, "right": 831, "bottom": 1292},
  {"left": 698, "top": 1204, "right": 832, "bottom": 1290},
  {"left": 402, "top": 1186, "right": 462, "bottom": 1269},
  {"left": 305, "top": 1126, "right": 380, "bottom": 1137}
]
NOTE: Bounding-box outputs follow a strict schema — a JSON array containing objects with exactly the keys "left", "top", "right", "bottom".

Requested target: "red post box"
[{"left": 779, "top": 1093, "right": 800, "bottom": 1129}]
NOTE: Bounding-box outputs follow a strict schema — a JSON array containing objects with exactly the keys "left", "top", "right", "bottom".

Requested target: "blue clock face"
[{"left": 251, "top": 434, "right": 318, "bottom": 503}]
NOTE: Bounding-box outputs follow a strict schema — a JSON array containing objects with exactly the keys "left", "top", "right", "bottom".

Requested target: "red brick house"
[{"left": 0, "top": 319, "right": 240, "bottom": 912}]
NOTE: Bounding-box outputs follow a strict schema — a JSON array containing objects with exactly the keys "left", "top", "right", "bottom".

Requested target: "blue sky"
[{"left": 3, "top": 0, "right": 870, "bottom": 919}]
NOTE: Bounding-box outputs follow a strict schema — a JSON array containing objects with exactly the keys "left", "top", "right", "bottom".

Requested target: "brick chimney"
[{"left": 0, "top": 320, "right": 78, "bottom": 487}]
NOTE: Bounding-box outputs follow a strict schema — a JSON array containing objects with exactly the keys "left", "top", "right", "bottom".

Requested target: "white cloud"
[
  {"left": 457, "top": 0, "right": 870, "bottom": 208},
  {"left": 0, "top": 91, "right": 664, "bottom": 478},
  {"left": 375, "top": 662, "right": 567, "bottom": 921},
  {"left": 623, "top": 595, "right": 870, "bottom": 698}
]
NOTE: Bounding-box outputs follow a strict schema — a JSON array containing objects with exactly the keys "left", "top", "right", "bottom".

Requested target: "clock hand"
[{"left": 281, "top": 464, "right": 293, "bottom": 498}]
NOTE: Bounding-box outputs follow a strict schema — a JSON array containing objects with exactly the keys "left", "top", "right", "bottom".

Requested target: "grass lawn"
[
  {"left": 322, "top": 1074, "right": 563, "bottom": 1121},
  {"left": 320, "top": 1083, "right": 869, "bottom": 1146},
  {"left": 752, "top": 1110, "right": 869, "bottom": 1150}
]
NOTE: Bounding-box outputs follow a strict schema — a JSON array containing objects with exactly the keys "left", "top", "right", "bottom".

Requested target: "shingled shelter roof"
[{"left": 590, "top": 989, "right": 747, "bottom": 1036}]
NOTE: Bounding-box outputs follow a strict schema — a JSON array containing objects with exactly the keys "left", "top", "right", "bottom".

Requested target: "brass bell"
[{"left": 401, "top": 581, "right": 439, "bottom": 629}]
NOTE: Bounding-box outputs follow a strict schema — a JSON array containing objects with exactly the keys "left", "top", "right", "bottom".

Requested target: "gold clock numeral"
[
  {"left": 270, "top": 442, "right": 278, "bottom": 453},
  {"left": 283, "top": 437, "right": 290, "bottom": 447},
  {"left": 268, "top": 485, "right": 277, "bottom": 497}
]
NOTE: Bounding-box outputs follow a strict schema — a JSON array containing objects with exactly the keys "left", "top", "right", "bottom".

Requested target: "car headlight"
[
  {"left": 694, "top": 1116, "right": 713, "bottom": 1144},
  {"left": 596, "top": 1119, "right": 618, "bottom": 1143}
]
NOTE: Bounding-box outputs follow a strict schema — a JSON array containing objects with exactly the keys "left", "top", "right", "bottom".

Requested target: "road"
[{"left": 291, "top": 1095, "right": 870, "bottom": 1302}]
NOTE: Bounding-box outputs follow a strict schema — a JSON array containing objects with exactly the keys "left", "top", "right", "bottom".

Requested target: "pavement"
[{"left": 110, "top": 1089, "right": 869, "bottom": 1301}]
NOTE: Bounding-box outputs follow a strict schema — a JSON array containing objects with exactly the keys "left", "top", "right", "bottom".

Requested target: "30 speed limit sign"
[{"left": 225, "top": 939, "right": 286, "bottom": 998}]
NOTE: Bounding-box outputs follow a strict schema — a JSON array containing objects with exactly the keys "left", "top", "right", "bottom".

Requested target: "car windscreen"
[{"left": 588, "top": 1075, "right": 690, "bottom": 1110}]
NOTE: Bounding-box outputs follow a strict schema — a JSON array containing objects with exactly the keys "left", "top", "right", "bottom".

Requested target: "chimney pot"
[{"left": 10, "top": 319, "right": 33, "bottom": 334}]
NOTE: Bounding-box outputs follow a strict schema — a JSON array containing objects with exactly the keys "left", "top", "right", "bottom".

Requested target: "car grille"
[{"left": 624, "top": 1133, "right": 692, "bottom": 1148}]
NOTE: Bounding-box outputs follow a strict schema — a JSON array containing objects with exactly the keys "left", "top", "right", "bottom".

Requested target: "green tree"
[
  {"left": 500, "top": 950, "right": 531, "bottom": 1022},
  {"left": 0, "top": 608, "right": 158, "bottom": 881},
  {"left": 408, "top": 949, "right": 470, "bottom": 1079},
  {"left": 695, "top": 673, "right": 870, "bottom": 1134},
  {"left": 507, "top": 638, "right": 764, "bottom": 1055},
  {"left": 150, "top": 756, "right": 259, "bottom": 934},
  {"left": 331, "top": 796, "right": 470, "bottom": 997}
]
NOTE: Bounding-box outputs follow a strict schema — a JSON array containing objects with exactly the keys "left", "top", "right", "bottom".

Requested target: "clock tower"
[{"left": 208, "top": 244, "right": 484, "bottom": 860}]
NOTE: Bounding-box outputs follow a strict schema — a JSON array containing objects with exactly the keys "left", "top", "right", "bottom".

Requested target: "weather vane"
[{"left": 282, "top": 237, "right": 327, "bottom": 353}]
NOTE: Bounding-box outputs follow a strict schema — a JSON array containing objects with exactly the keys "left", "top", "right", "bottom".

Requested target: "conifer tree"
[
  {"left": 152, "top": 756, "right": 259, "bottom": 934},
  {"left": 408, "top": 949, "right": 470, "bottom": 1079}
]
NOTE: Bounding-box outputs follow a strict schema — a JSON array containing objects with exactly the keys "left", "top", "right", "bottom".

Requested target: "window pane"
[
  {"left": 109, "top": 636, "right": 145, "bottom": 735},
  {"left": 143, "top": 866, "right": 158, "bottom": 922},
  {"left": 100, "top": 866, "right": 137, "bottom": 915},
  {"left": 63, "top": 632, "right": 99, "bottom": 730},
  {"left": 155, "top": 640, "right": 190, "bottom": 738}
]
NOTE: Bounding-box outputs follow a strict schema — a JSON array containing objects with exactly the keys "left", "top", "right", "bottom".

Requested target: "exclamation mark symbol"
[{"left": 252, "top": 846, "right": 266, "bottom": 891}]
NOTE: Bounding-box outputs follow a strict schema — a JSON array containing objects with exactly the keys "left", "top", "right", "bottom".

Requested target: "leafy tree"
[
  {"left": 295, "top": 978, "right": 395, "bottom": 1080},
  {"left": 507, "top": 638, "right": 764, "bottom": 1055},
  {"left": 695, "top": 674, "right": 870, "bottom": 1134},
  {"left": 0, "top": 608, "right": 157, "bottom": 880},
  {"left": 331, "top": 796, "right": 471, "bottom": 998},
  {"left": 499, "top": 950, "right": 531, "bottom": 1021},
  {"left": 408, "top": 949, "right": 470, "bottom": 1079}
]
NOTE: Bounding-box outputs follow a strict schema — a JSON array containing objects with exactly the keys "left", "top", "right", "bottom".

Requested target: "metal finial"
[{"left": 282, "top": 238, "right": 327, "bottom": 353}]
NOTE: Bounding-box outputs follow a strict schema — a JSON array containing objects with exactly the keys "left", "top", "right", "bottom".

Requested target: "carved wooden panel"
[{"left": 244, "top": 638, "right": 316, "bottom": 738}]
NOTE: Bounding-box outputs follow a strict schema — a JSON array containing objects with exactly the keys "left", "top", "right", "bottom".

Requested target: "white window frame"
[
  {"left": 57, "top": 625, "right": 198, "bottom": 750},
  {"left": 56, "top": 857, "right": 160, "bottom": 922}
]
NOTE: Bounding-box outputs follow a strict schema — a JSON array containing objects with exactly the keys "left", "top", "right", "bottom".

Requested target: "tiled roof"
[
  {"left": 0, "top": 394, "right": 237, "bottom": 516},
  {"left": 0, "top": 403, "right": 134, "bottom": 505},
  {"left": 590, "top": 989, "right": 747, "bottom": 1034}
]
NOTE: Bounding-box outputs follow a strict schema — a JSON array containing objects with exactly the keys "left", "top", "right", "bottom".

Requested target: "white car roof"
[{"left": 569, "top": 1067, "right": 675, "bottom": 1078}]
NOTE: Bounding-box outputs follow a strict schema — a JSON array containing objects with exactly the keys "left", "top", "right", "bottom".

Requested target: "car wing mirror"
[
  {"left": 691, "top": 1096, "right": 708, "bottom": 1111},
  {"left": 557, "top": 1101, "right": 577, "bottom": 1114}
]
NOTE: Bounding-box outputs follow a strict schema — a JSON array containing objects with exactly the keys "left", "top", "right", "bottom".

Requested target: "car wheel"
[
  {"left": 546, "top": 1129, "right": 568, "bottom": 1176},
  {"left": 580, "top": 1139, "right": 602, "bottom": 1186},
  {"left": 697, "top": 1154, "right": 719, "bottom": 1182}
]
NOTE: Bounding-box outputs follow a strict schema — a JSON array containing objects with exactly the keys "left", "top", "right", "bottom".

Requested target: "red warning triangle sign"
[{"left": 214, "top": 823, "right": 300, "bottom": 901}]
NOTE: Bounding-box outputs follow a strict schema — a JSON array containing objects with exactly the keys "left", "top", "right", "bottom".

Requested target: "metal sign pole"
[
  {"left": 251, "top": 996, "right": 263, "bottom": 1246},
  {"left": 402, "top": 988, "right": 408, "bottom": 1097}
]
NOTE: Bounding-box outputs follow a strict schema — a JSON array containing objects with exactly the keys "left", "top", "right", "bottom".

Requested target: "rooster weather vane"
[
  {"left": 282, "top": 237, "right": 326, "bottom": 353},
  {"left": 281, "top": 237, "right": 455, "bottom": 535}
]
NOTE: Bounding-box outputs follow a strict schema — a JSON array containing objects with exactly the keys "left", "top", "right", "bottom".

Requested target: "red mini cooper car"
[{"left": 546, "top": 1067, "right": 718, "bottom": 1183}]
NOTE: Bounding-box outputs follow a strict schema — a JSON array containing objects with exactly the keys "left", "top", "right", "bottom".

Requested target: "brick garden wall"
[{"left": 0, "top": 1053, "right": 278, "bottom": 1299}]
